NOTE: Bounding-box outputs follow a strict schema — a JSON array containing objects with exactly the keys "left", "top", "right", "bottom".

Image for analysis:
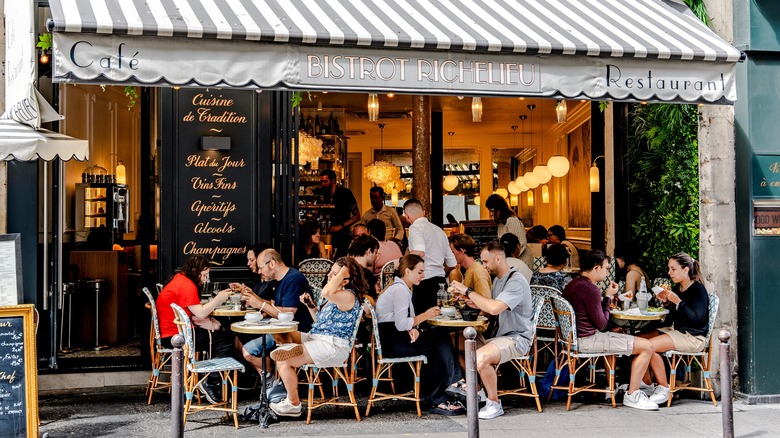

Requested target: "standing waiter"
[{"left": 317, "top": 169, "right": 359, "bottom": 258}]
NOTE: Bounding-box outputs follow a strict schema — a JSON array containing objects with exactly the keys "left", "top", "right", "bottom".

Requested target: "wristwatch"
[{"left": 464, "top": 287, "right": 474, "bottom": 298}]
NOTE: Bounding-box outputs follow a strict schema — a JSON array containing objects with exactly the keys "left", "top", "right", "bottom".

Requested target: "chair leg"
[
  {"left": 667, "top": 355, "right": 679, "bottom": 407},
  {"left": 307, "top": 368, "right": 315, "bottom": 425},
  {"left": 414, "top": 362, "right": 422, "bottom": 417},
  {"left": 231, "top": 370, "right": 240, "bottom": 429},
  {"left": 607, "top": 356, "right": 616, "bottom": 408},
  {"left": 365, "top": 364, "right": 381, "bottom": 417},
  {"left": 566, "top": 357, "right": 576, "bottom": 411}
]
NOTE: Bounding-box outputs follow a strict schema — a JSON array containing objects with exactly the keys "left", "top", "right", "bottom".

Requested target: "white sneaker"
[
  {"left": 639, "top": 381, "right": 656, "bottom": 397},
  {"left": 623, "top": 390, "right": 659, "bottom": 411},
  {"left": 649, "top": 385, "right": 670, "bottom": 405},
  {"left": 478, "top": 399, "right": 504, "bottom": 419},
  {"left": 269, "top": 397, "right": 302, "bottom": 417},
  {"left": 270, "top": 343, "right": 303, "bottom": 362}
]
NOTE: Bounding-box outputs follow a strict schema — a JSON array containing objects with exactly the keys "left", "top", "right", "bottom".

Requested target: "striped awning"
[
  {"left": 48, "top": 0, "right": 742, "bottom": 104},
  {"left": 0, "top": 120, "right": 89, "bottom": 162}
]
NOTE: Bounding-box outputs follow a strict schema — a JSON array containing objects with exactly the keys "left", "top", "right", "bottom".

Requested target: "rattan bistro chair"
[
  {"left": 664, "top": 293, "right": 720, "bottom": 407},
  {"left": 497, "top": 295, "right": 544, "bottom": 412},
  {"left": 530, "top": 285, "right": 563, "bottom": 375},
  {"left": 299, "top": 258, "right": 334, "bottom": 306},
  {"left": 364, "top": 300, "right": 427, "bottom": 417},
  {"left": 549, "top": 295, "right": 619, "bottom": 410},
  {"left": 170, "top": 304, "right": 245, "bottom": 429},
  {"left": 141, "top": 287, "right": 173, "bottom": 404},
  {"left": 300, "top": 307, "right": 364, "bottom": 424}
]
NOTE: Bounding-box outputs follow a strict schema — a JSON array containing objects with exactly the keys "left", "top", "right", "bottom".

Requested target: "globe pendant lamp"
[
  {"left": 515, "top": 176, "right": 529, "bottom": 192},
  {"left": 443, "top": 132, "right": 459, "bottom": 191},
  {"left": 495, "top": 188, "right": 509, "bottom": 199},
  {"left": 363, "top": 123, "right": 400, "bottom": 186},
  {"left": 533, "top": 164, "right": 551, "bottom": 184},
  {"left": 523, "top": 171, "right": 539, "bottom": 189},
  {"left": 548, "top": 155, "right": 570, "bottom": 177},
  {"left": 507, "top": 180, "right": 521, "bottom": 195}
]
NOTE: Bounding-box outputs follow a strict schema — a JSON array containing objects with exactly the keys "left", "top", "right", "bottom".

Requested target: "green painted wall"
[{"left": 734, "top": 0, "right": 780, "bottom": 52}]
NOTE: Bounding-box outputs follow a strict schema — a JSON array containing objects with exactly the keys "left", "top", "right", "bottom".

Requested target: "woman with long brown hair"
[{"left": 484, "top": 194, "right": 533, "bottom": 269}]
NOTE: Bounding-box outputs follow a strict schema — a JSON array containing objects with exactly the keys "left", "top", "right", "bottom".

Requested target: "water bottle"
[
  {"left": 437, "top": 283, "right": 448, "bottom": 307},
  {"left": 636, "top": 278, "right": 650, "bottom": 314}
]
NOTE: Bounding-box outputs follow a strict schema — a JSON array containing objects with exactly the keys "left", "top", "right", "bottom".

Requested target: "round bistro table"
[{"left": 609, "top": 308, "right": 668, "bottom": 335}]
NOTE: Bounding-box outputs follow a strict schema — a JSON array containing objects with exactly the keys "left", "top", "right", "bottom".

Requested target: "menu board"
[
  {"left": 171, "top": 89, "right": 256, "bottom": 268},
  {"left": 0, "top": 234, "right": 23, "bottom": 306},
  {"left": 459, "top": 220, "right": 498, "bottom": 249},
  {"left": 0, "top": 305, "right": 38, "bottom": 438}
]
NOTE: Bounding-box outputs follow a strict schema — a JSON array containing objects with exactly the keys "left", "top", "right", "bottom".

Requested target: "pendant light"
[
  {"left": 507, "top": 125, "right": 521, "bottom": 194},
  {"left": 368, "top": 93, "right": 379, "bottom": 121},
  {"left": 548, "top": 155, "right": 570, "bottom": 177},
  {"left": 443, "top": 132, "right": 459, "bottom": 191},
  {"left": 590, "top": 155, "right": 605, "bottom": 192},
  {"left": 542, "top": 184, "right": 550, "bottom": 203},
  {"left": 528, "top": 103, "right": 551, "bottom": 184},
  {"left": 522, "top": 105, "right": 540, "bottom": 189},
  {"left": 363, "top": 123, "right": 400, "bottom": 186},
  {"left": 556, "top": 100, "right": 568, "bottom": 123},
  {"left": 527, "top": 191, "right": 534, "bottom": 207},
  {"left": 471, "top": 97, "right": 483, "bottom": 122}
]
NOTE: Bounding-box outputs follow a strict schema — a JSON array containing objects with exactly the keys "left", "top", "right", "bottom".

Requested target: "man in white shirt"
[{"left": 403, "top": 198, "right": 457, "bottom": 313}]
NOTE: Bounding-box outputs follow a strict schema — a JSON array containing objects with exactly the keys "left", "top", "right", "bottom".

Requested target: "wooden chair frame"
[{"left": 141, "top": 287, "right": 173, "bottom": 404}]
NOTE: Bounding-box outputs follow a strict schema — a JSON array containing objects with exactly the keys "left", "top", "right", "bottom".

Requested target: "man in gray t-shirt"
[{"left": 449, "top": 242, "right": 533, "bottom": 420}]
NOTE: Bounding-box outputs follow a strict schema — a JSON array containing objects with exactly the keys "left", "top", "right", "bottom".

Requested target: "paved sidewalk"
[{"left": 39, "top": 386, "right": 780, "bottom": 437}]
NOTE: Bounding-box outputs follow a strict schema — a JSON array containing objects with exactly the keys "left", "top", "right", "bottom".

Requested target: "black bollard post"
[
  {"left": 464, "top": 327, "right": 479, "bottom": 438},
  {"left": 171, "top": 334, "right": 185, "bottom": 438},
  {"left": 718, "top": 330, "right": 734, "bottom": 438}
]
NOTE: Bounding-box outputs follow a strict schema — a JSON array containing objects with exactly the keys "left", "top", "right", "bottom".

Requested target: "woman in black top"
[
  {"left": 300, "top": 221, "right": 327, "bottom": 260},
  {"left": 638, "top": 252, "right": 710, "bottom": 405}
]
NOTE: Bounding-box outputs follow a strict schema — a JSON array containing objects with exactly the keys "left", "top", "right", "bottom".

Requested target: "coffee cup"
[
  {"left": 277, "top": 312, "right": 294, "bottom": 323},
  {"left": 440, "top": 307, "right": 457, "bottom": 318}
]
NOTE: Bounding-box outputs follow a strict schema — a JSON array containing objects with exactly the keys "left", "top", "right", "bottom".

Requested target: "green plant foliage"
[
  {"left": 124, "top": 86, "right": 139, "bottom": 110},
  {"left": 627, "top": 103, "right": 700, "bottom": 277},
  {"left": 37, "top": 33, "right": 53, "bottom": 51}
]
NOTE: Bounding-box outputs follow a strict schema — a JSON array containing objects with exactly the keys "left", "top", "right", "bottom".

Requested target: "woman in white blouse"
[{"left": 375, "top": 254, "right": 465, "bottom": 415}]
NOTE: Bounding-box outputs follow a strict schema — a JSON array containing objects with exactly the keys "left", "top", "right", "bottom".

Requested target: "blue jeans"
[{"left": 244, "top": 334, "right": 277, "bottom": 357}]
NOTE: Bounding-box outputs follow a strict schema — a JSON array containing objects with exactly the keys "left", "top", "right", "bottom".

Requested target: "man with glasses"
[
  {"left": 403, "top": 198, "right": 457, "bottom": 313},
  {"left": 240, "top": 249, "right": 313, "bottom": 379},
  {"left": 561, "top": 250, "right": 658, "bottom": 410}
]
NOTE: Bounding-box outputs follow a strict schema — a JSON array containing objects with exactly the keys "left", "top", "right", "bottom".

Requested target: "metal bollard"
[
  {"left": 464, "top": 327, "right": 479, "bottom": 438},
  {"left": 171, "top": 334, "right": 185, "bottom": 438},
  {"left": 718, "top": 330, "right": 734, "bottom": 438}
]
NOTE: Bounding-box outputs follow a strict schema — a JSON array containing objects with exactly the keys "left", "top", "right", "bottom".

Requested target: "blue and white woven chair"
[
  {"left": 141, "top": 287, "right": 173, "bottom": 404},
  {"left": 549, "top": 295, "right": 619, "bottom": 410},
  {"left": 497, "top": 295, "right": 545, "bottom": 412},
  {"left": 364, "top": 300, "right": 427, "bottom": 417},
  {"left": 530, "top": 285, "right": 563, "bottom": 375},
  {"left": 299, "top": 258, "right": 334, "bottom": 306},
  {"left": 300, "top": 305, "right": 364, "bottom": 424},
  {"left": 533, "top": 256, "right": 547, "bottom": 272},
  {"left": 380, "top": 259, "right": 397, "bottom": 291},
  {"left": 170, "top": 304, "right": 245, "bottom": 428},
  {"left": 663, "top": 293, "right": 719, "bottom": 407}
]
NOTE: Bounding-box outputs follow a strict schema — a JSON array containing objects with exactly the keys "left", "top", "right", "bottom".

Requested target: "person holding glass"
[
  {"left": 376, "top": 254, "right": 465, "bottom": 416},
  {"left": 638, "top": 252, "right": 710, "bottom": 406}
]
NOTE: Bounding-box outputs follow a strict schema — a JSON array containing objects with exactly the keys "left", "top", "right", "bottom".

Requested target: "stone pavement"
[{"left": 38, "top": 386, "right": 780, "bottom": 438}]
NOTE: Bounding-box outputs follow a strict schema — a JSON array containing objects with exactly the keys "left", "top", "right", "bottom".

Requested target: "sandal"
[
  {"left": 445, "top": 379, "right": 467, "bottom": 401},
  {"left": 429, "top": 400, "right": 466, "bottom": 416}
]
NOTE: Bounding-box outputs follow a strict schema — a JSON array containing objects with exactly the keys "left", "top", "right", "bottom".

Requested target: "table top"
[
  {"left": 211, "top": 306, "right": 253, "bottom": 317},
  {"left": 428, "top": 315, "right": 488, "bottom": 328},
  {"left": 231, "top": 320, "right": 298, "bottom": 334},
  {"left": 610, "top": 308, "right": 668, "bottom": 321}
]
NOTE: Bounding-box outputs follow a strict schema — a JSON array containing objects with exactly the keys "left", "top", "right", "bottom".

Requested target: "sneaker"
[
  {"left": 478, "top": 399, "right": 504, "bottom": 419},
  {"left": 649, "top": 385, "right": 670, "bottom": 405},
  {"left": 623, "top": 390, "right": 659, "bottom": 411},
  {"left": 639, "top": 381, "right": 657, "bottom": 397},
  {"left": 269, "top": 397, "right": 302, "bottom": 417},
  {"left": 270, "top": 343, "right": 304, "bottom": 362},
  {"left": 196, "top": 381, "right": 220, "bottom": 404}
]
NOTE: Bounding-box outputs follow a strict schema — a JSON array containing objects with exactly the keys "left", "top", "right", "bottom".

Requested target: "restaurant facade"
[{"left": 2, "top": 0, "right": 777, "bottom": 400}]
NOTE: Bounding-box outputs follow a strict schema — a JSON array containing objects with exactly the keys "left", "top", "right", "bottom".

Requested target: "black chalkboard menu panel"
[
  {"left": 0, "top": 304, "right": 38, "bottom": 438},
  {"left": 459, "top": 220, "right": 498, "bottom": 249},
  {"left": 170, "top": 89, "right": 257, "bottom": 269}
]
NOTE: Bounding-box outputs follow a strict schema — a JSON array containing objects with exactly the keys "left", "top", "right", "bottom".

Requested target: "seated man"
[
  {"left": 448, "top": 233, "right": 492, "bottom": 299},
  {"left": 347, "top": 234, "right": 380, "bottom": 298},
  {"left": 240, "top": 249, "right": 313, "bottom": 378},
  {"left": 448, "top": 242, "right": 534, "bottom": 419},
  {"left": 561, "top": 250, "right": 658, "bottom": 410}
]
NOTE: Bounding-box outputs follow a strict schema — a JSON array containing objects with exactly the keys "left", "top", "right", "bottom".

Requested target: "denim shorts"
[{"left": 244, "top": 334, "right": 277, "bottom": 356}]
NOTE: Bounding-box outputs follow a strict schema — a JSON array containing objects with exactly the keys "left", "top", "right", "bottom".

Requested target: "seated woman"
[
  {"left": 375, "top": 254, "right": 465, "bottom": 416},
  {"left": 530, "top": 243, "right": 572, "bottom": 292},
  {"left": 547, "top": 225, "right": 580, "bottom": 269},
  {"left": 267, "top": 257, "right": 366, "bottom": 418},
  {"left": 299, "top": 221, "right": 328, "bottom": 261},
  {"left": 155, "top": 255, "right": 235, "bottom": 403},
  {"left": 638, "top": 252, "right": 711, "bottom": 405}
]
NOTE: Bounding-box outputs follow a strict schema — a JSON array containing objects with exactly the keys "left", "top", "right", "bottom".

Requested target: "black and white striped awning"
[{"left": 48, "top": 0, "right": 742, "bottom": 103}]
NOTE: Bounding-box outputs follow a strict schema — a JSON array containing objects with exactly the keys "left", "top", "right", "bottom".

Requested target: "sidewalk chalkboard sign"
[
  {"left": 0, "top": 305, "right": 38, "bottom": 438},
  {"left": 459, "top": 220, "right": 498, "bottom": 249}
]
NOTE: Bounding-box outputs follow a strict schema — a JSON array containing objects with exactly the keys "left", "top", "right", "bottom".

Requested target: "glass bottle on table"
[{"left": 437, "top": 283, "right": 449, "bottom": 307}]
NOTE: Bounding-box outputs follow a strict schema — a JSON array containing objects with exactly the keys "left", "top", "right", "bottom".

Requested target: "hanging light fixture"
[
  {"left": 548, "top": 155, "right": 570, "bottom": 177},
  {"left": 298, "top": 130, "right": 323, "bottom": 165},
  {"left": 368, "top": 93, "right": 379, "bottom": 121},
  {"left": 515, "top": 176, "right": 529, "bottom": 192},
  {"left": 443, "top": 132, "right": 459, "bottom": 191},
  {"left": 363, "top": 124, "right": 400, "bottom": 186},
  {"left": 495, "top": 188, "right": 509, "bottom": 199},
  {"left": 590, "top": 155, "right": 605, "bottom": 192},
  {"left": 527, "top": 103, "right": 551, "bottom": 184},
  {"left": 523, "top": 171, "right": 539, "bottom": 189},
  {"left": 556, "top": 100, "right": 568, "bottom": 123},
  {"left": 471, "top": 97, "right": 483, "bottom": 122},
  {"left": 508, "top": 181, "right": 521, "bottom": 195},
  {"left": 527, "top": 191, "right": 534, "bottom": 207}
]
